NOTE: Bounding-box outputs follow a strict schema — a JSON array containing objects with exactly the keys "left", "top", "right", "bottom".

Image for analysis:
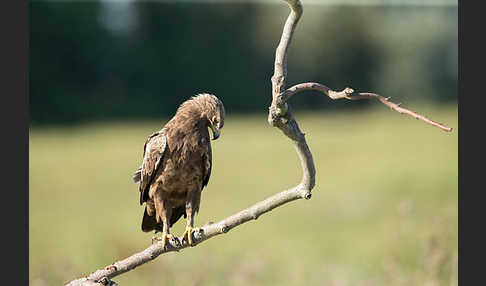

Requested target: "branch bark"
[
  {"left": 280, "top": 83, "right": 452, "bottom": 132},
  {"left": 65, "top": 186, "right": 308, "bottom": 286},
  {"left": 65, "top": 1, "right": 451, "bottom": 285}
]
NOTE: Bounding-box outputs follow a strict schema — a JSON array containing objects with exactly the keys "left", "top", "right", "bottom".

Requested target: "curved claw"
[
  {"left": 152, "top": 233, "right": 174, "bottom": 249},
  {"left": 181, "top": 227, "right": 200, "bottom": 246}
]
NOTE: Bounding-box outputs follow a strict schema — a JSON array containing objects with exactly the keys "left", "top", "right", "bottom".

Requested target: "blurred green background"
[{"left": 29, "top": 0, "right": 457, "bottom": 285}]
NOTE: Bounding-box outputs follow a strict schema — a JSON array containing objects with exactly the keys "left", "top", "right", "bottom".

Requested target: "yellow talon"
[
  {"left": 181, "top": 227, "right": 200, "bottom": 246},
  {"left": 152, "top": 233, "right": 174, "bottom": 248}
]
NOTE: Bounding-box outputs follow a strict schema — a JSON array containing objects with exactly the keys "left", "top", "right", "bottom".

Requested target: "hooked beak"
[{"left": 210, "top": 121, "right": 220, "bottom": 140}]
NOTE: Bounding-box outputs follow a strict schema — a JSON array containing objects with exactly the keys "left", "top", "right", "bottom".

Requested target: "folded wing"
[{"left": 135, "top": 131, "right": 167, "bottom": 205}]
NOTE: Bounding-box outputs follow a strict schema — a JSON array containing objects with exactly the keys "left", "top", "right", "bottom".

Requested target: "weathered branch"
[
  {"left": 66, "top": 2, "right": 311, "bottom": 285},
  {"left": 280, "top": 83, "right": 453, "bottom": 132},
  {"left": 271, "top": 0, "right": 302, "bottom": 95},
  {"left": 65, "top": 186, "right": 309, "bottom": 286},
  {"left": 66, "top": 0, "right": 451, "bottom": 284},
  {"left": 268, "top": 0, "right": 315, "bottom": 198}
]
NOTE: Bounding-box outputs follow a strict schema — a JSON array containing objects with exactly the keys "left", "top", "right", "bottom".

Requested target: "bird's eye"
[{"left": 212, "top": 116, "right": 218, "bottom": 124}]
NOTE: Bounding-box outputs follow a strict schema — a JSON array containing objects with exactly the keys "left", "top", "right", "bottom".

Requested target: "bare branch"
[
  {"left": 271, "top": 0, "right": 302, "bottom": 96},
  {"left": 65, "top": 187, "right": 308, "bottom": 286},
  {"left": 67, "top": 2, "right": 313, "bottom": 285},
  {"left": 280, "top": 82, "right": 453, "bottom": 132},
  {"left": 268, "top": 0, "right": 315, "bottom": 197}
]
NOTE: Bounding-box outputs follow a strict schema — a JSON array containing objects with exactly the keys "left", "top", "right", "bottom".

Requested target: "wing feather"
[
  {"left": 133, "top": 167, "right": 142, "bottom": 183},
  {"left": 137, "top": 131, "right": 167, "bottom": 205},
  {"left": 202, "top": 142, "right": 212, "bottom": 189}
]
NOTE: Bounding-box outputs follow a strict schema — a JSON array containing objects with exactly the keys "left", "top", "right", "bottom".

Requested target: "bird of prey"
[{"left": 133, "top": 93, "right": 225, "bottom": 248}]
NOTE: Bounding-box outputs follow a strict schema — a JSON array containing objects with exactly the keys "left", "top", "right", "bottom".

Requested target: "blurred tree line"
[{"left": 30, "top": 1, "right": 457, "bottom": 126}]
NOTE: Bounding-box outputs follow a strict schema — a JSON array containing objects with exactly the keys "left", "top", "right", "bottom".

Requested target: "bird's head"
[
  {"left": 208, "top": 104, "right": 225, "bottom": 140},
  {"left": 181, "top": 93, "right": 225, "bottom": 140},
  {"left": 203, "top": 94, "right": 225, "bottom": 140}
]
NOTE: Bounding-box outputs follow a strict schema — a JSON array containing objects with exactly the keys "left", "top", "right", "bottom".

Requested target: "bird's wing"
[
  {"left": 137, "top": 130, "right": 167, "bottom": 205},
  {"left": 202, "top": 141, "right": 212, "bottom": 190},
  {"left": 132, "top": 166, "right": 142, "bottom": 183}
]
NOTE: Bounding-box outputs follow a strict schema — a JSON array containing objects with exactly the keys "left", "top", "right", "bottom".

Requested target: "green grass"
[{"left": 30, "top": 104, "right": 457, "bottom": 286}]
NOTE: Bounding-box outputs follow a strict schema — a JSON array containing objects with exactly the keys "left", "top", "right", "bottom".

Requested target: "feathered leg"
[
  {"left": 152, "top": 194, "right": 174, "bottom": 248},
  {"left": 181, "top": 191, "right": 201, "bottom": 246}
]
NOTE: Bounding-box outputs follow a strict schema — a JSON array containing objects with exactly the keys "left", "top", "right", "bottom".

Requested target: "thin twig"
[{"left": 280, "top": 82, "right": 453, "bottom": 132}]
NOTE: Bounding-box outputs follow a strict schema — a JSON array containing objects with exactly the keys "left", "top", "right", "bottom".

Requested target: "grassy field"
[{"left": 30, "top": 104, "right": 457, "bottom": 286}]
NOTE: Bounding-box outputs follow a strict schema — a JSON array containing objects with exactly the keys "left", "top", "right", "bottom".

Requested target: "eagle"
[{"left": 133, "top": 93, "right": 225, "bottom": 248}]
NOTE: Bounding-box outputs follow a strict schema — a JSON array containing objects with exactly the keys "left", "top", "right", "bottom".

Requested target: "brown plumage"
[{"left": 133, "top": 93, "right": 225, "bottom": 247}]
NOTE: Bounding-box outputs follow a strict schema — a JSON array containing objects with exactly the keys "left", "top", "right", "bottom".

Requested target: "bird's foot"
[
  {"left": 181, "top": 226, "right": 200, "bottom": 246},
  {"left": 151, "top": 233, "right": 175, "bottom": 248}
]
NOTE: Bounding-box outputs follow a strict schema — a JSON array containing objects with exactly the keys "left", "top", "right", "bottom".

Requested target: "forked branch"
[{"left": 66, "top": 1, "right": 451, "bottom": 285}]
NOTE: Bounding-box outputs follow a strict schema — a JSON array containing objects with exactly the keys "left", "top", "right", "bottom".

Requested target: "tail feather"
[
  {"left": 141, "top": 205, "right": 187, "bottom": 233},
  {"left": 141, "top": 207, "right": 162, "bottom": 232},
  {"left": 170, "top": 205, "right": 187, "bottom": 227}
]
